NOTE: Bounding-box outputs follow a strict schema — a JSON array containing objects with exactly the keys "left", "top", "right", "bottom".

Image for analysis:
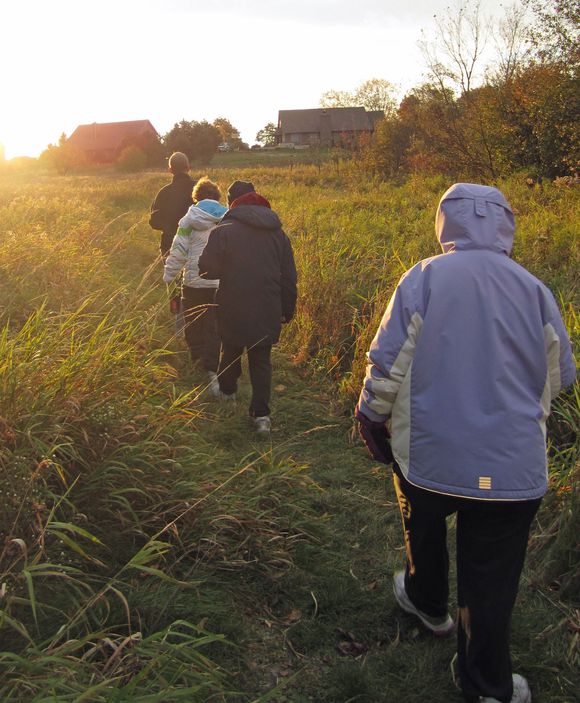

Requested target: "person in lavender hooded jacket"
[{"left": 355, "top": 183, "right": 575, "bottom": 703}]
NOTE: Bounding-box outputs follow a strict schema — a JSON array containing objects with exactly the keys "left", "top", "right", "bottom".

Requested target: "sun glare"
[
  {"left": 1, "top": 111, "right": 71, "bottom": 160},
  {"left": 1, "top": 129, "right": 42, "bottom": 161},
  {"left": 3, "top": 136, "right": 36, "bottom": 161}
]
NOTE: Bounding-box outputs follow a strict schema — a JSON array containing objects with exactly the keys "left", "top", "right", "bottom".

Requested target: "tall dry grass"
[
  {"left": 0, "top": 165, "right": 577, "bottom": 697},
  {"left": 0, "top": 170, "right": 317, "bottom": 699}
]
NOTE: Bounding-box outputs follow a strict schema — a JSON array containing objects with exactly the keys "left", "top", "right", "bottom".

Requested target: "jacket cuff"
[{"left": 356, "top": 392, "right": 389, "bottom": 423}]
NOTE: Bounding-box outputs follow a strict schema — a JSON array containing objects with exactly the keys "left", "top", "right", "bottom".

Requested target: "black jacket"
[
  {"left": 198, "top": 204, "right": 297, "bottom": 347},
  {"left": 149, "top": 173, "right": 195, "bottom": 256}
]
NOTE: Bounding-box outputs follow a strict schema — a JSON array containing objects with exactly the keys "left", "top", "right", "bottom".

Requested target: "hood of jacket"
[
  {"left": 196, "top": 199, "right": 227, "bottom": 219},
  {"left": 178, "top": 202, "right": 225, "bottom": 231},
  {"left": 226, "top": 192, "right": 282, "bottom": 230},
  {"left": 436, "top": 183, "right": 514, "bottom": 255}
]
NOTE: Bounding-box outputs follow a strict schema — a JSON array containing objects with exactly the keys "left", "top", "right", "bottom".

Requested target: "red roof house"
[{"left": 67, "top": 120, "right": 159, "bottom": 163}]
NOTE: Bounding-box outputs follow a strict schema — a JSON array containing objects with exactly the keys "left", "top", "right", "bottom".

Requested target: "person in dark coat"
[
  {"left": 198, "top": 180, "right": 297, "bottom": 434},
  {"left": 149, "top": 152, "right": 196, "bottom": 259}
]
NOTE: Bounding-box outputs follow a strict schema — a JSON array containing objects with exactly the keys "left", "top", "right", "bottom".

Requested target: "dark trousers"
[
  {"left": 392, "top": 464, "right": 541, "bottom": 703},
  {"left": 218, "top": 343, "right": 272, "bottom": 417},
  {"left": 160, "top": 231, "right": 174, "bottom": 259},
  {"left": 181, "top": 286, "right": 220, "bottom": 373}
]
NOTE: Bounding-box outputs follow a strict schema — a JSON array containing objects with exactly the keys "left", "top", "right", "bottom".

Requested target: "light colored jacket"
[
  {"left": 358, "top": 183, "right": 576, "bottom": 501},
  {"left": 163, "top": 200, "right": 226, "bottom": 289}
]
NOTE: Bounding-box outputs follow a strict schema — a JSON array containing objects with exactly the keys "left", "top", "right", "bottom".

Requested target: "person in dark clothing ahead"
[
  {"left": 149, "top": 152, "right": 196, "bottom": 259},
  {"left": 198, "top": 180, "right": 297, "bottom": 435}
]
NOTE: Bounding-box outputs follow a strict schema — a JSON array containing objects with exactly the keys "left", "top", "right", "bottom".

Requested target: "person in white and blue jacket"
[
  {"left": 356, "top": 183, "right": 576, "bottom": 703},
  {"left": 163, "top": 177, "right": 227, "bottom": 395}
]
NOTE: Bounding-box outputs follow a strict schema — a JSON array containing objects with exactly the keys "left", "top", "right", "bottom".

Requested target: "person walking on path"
[
  {"left": 198, "top": 180, "right": 297, "bottom": 435},
  {"left": 163, "top": 177, "right": 226, "bottom": 395},
  {"left": 355, "top": 183, "right": 576, "bottom": 703},
  {"left": 149, "top": 152, "right": 196, "bottom": 259}
]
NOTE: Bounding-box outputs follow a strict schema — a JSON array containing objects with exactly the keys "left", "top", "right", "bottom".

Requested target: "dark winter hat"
[
  {"left": 168, "top": 151, "right": 190, "bottom": 173},
  {"left": 227, "top": 180, "right": 255, "bottom": 205}
]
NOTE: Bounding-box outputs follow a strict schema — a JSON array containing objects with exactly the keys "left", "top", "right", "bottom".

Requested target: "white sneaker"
[
  {"left": 254, "top": 416, "right": 271, "bottom": 435},
  {"left": 206, "top": 372, "right": 220, "bottom": 398},
  {"left": 480, "top": 674, "right": 531, "bottom": 703},
  {"left": 392, "top": 571, "right": 455, "bottom": 636}
]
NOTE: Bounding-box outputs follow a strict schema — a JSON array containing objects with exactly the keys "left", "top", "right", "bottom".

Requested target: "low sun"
[{"left": 2, "top": 129, "right": 41, "bottom": 161}]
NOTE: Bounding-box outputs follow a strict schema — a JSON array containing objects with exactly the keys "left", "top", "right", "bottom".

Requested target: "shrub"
[{"left": 116, "top": 145, "right": 147, "bottom": 172}]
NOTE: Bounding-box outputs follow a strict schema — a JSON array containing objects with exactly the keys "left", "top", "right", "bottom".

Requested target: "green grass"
[
  {"left": 182, "top": 359, "right": 579, "bottom": 702},
  {"left": 210, "top": 149, "right": 333, "bottom": 170},
  {"left": 0, "top": 166, "right": 577, "bottom": 701}
]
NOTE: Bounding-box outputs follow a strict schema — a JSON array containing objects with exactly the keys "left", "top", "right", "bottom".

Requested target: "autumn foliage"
[{"left": 362, "top": 1, "right": 579, "bottom": 180}]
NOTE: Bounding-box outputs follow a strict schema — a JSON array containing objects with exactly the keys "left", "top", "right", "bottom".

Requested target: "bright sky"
[{"left": 1, "top": 0, "right": 508, "bottom": 159}]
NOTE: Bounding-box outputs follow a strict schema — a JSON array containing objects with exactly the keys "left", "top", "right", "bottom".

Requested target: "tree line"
[
  {"left": 38, "top": 117, "right": 252, "bottom": 174},
  {"left": 352, "top": 0, "right": 578, "bottom": 180}
]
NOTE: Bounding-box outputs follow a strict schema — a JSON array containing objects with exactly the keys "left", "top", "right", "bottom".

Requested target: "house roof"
[
  {"left": 278, "top": 107, "right": 383, "bottom": 133},
  {"left": 367, "top": 110, "right": 385, "bottom": 126},
  {"left": 68, "top": 120, "right": 158, "bottom": 151}
]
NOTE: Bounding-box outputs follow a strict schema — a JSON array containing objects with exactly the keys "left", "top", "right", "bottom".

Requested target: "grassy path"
[{"left": 186, "top": 351, "right": 578, "bottom": 703}]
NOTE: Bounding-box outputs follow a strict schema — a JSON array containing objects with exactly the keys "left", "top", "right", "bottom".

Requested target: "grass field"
[
  {"left": 0, "top": 164, "right": 578, "bottom": 701},
  {"left": 211, "top": 148, "right": 333, "bottom": 169}
]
